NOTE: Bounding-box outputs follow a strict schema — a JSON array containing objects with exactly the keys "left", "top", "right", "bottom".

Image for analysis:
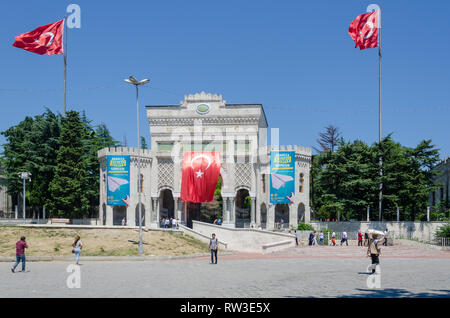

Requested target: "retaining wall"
[
  {"left": 192, "top": 221, "right": 296, "bottom": 253},
  {"left": 310, "top": 221, "right": 447, "bottom": 241}
]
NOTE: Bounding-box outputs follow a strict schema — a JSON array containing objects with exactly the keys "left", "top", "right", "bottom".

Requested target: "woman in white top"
[{"left": 72, "top": 235, "right": 82, "bottom": 265}]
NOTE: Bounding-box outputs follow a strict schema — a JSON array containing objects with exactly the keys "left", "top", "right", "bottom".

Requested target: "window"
[
  {"left": 181, "top": 141, "right": 227, "bottom": 152},
  {"left": 299, "top": 173, "right": 304, "bottom": 193},
  {"left": 137, "top": 174, "right": 144, "bottom": 193},
  {"left": 262, "top": 174, "right": 266, "bottom": 193},
  {"left": 234, "top": 140, "right": 250, "bottom": 153},
  {"left": 157, "top": 142, "right": 174, "bottom": 152}
]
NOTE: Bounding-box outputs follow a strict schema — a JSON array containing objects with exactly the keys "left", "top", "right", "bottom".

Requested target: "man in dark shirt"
[{"left": 12, "top": 236, "right": 28, "bottom": 273}]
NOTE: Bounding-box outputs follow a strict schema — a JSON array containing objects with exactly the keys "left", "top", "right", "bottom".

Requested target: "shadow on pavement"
[{"left": 340, "top": 288, "right": 450, "bottom": 298}]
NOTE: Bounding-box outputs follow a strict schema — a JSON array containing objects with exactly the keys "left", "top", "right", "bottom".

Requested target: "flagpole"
[
  {"left": 63, "top": 16, "right": 67, "bottom": 117},
  {"left": 378, "top": 8, "right": 383, "bottom": 221}
]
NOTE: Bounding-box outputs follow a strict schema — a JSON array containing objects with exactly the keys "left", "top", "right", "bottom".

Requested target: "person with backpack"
[
  {"left": 367, "top": 232, "right": 386, "bottom": 273},
  {"left": 209, "top": 233, "right": 219, "bottom": 264},
  {"left": 72, "top": 235, "right": 83, "bottom": 265},
  {"left": 11, "top": 236, "right": 28, "bottom": 273}
]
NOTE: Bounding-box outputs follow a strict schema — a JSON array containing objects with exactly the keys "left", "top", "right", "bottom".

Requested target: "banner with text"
[
  {"left": 270, "top": 151, "right": 295, "bottom": 204},
  {"left": 106, "top": 155, "right": 130, "bottom": 206}
]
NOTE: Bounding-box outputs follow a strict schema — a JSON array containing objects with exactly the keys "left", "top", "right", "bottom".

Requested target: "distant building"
[
  {"left": 0, "top": 167, "right": 13, "bottom": 215},
  {"left": 429, "top": 157, "right": 449, "bottom": 209}
]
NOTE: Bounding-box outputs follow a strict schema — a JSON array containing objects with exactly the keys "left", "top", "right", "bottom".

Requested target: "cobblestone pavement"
[{"left": 1, "top": 245, "right": 449, "bottom": 298}]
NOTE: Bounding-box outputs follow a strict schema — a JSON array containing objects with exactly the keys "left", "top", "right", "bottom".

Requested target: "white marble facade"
[{"left": 98, "top": 92, "right": 311, "bottom": 229}]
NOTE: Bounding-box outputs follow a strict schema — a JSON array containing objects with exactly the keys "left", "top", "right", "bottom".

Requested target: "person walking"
[
  {"left": 294, "top": 230, "right": 299, "bottom": 246},
  {"left": 11, "top": 236, "right": 28, "bottom": 273},
  {"left": 367, "top": 232, "right": 386, "bottom": 274},
  {"left": 358, "top": 230, "right": 363, "bottom": 247},
  {"left": 363, "top": 232, "right": 369, "bottom": 246},
  {"left": 72, "top": 235, "right": 82, "bottom": 265},
  {"left": 319, "top": 231, "right": 324, "bottom": 245},
  {"left": 383, "top": 228, "right": 389, "bottom": 246},
  {"left": 172, "top": 217, "right": 177, "bottom": 229},
  {"left": 340, "top": 230, "right": 348, "bottom": 246},
  {"left": 331, "top": 231, "right": 336, "bottom": 246},
  {"left": 165, "top": 218, "right": 170, "bottom": 229},
  {"left": 209, "top": 233, "right": 218, "bottom": 264},
  {"left": 308, "top": 231, "right": 314, "bottom": 246},
  {"left": 312, "top": 231, "right": 318, "bottom": 246}
]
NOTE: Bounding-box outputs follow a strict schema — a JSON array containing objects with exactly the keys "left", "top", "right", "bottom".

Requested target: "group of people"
[
  {"left": 11, "top": 235, "right": 83, "bottom": 273},
  {"left": 306, "top": 230, "right": 349, "bottom": 246},
  {"left": 305, "top": 229, "right": 389, "bottom": 247},
  {"left": 160, "top": 217, "right": 178, "bottom": 229}
]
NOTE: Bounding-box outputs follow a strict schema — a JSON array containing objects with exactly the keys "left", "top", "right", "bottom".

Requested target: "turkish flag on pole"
[
  {"left": 181, "top": 152, "right": 221, "bottom": 203},
  {"left": 13, "top": 19, "right": 64, "bottom": 55},
  {"left": 348, "top": 10, "right": 379, "bottom": 50}
]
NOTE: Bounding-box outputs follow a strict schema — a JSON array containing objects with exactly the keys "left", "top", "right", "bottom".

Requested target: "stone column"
[
  {"left": 290, "top": 203, "right": 297, "bottom": 228},
  {"left": 174, "top": 197, "right": 179, "bottom": 221},
  {"left": 127, "top": 204, "right": 135, "bottom": 227},
  {"left": 250, "top": 197, "right": 256, "bottom": 227},
  {"left": 267, "top": 203, "right": 275, "bottom": 230},
  {"left": 106, "top": 205, "right": 113, "bottom": 226},
  {"left": 230, "top": 197, "right": 236, "bottom": 227}
]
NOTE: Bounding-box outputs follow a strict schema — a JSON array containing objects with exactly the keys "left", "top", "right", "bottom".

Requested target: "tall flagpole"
[
  {"left": 378, "top": 7, "right": 383, "bottom": 221},
  {"left": 63, "top": 16, "right": 67, "bottom": 116}
]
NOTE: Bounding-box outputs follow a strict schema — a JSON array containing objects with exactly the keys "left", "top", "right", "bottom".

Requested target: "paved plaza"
[{"left": 1, "top": 245, "right": 449, "bottom": 298}]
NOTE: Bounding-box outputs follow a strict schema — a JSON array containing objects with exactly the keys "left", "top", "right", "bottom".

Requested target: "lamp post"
[
  {"left": 18, "top": 172, "right": 31, "bottom": 224},
  {"left": 124, "top": 76, "right": 149, "bottom": 255}
]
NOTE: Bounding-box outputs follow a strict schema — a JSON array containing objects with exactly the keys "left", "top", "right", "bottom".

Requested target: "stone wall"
[
  {"left": 310, "top": 221, "right": 447, "bottom": 241},
  {"left": 192, "top": 220, "right": 296, "bottom": 253}
]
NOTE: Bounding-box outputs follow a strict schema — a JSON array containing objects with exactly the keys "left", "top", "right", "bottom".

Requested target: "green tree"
[
  {"left": 141, "top": 136, "right": 148, "bottom": 150},
  {"left": 47, "top": 111, "right": 89, "bottom": 218}
]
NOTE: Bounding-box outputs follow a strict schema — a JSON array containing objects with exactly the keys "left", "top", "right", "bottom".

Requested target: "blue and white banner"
[
  {"left": 270, "top": 151, "right": 295, "bottom": 204},
  {"left": 106, "top": 155, "right": 130, "bottom": 206}
]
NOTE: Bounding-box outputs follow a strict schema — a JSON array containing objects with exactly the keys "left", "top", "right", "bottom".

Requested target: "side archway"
[{"left": 298, "top": 203, "right": 305, "bottom": 223}]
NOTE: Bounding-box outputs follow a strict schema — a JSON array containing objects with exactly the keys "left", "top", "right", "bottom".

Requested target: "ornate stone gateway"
[{"left": 98, "top": 92, "right": 312, "bottom": 230}]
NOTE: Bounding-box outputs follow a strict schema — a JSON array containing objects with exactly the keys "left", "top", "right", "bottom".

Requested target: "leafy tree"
[
  {"left": 47, "top": 111, "right": 89, "bottom": 218},
  {"left": 311, "top": 135, "right": 440, "bottom": 221},
  {"left": 313, "top": 125, "right": 342, "bottom": 153},
  {"left": 141, "top": 136, "right": 148, "bottom": 150}
]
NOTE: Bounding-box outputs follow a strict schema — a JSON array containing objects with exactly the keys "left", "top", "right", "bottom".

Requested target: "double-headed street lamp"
[
  {"left": 124, "top": 76, "right": 150, "bottom": 255},
  {"left": 18, "top": 172, "right": 31, "bottom": 224}
]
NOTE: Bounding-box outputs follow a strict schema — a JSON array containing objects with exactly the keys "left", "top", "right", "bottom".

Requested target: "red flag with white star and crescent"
[
  {"left": 348, "top": 10, "right": 379, "bottom": 50},
  {"left": 12, "top": 19, "right": 64, "bottom": 55},
  {"left": 181, "top": 152, "right": 221, "bottom": 203}
]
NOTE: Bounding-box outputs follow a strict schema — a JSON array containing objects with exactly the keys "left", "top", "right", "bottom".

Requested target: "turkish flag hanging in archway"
[
  {"left": 13, "top": 19, "right": 64, "bottom": 55},
  {"left": 348, "top": 10, "right": 379, "bottom": 50},
  {"left": 181, "top": 152, "right": 221, "bottom": 203}
]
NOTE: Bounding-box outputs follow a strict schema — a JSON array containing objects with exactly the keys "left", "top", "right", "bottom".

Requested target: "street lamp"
[
  {"left": 124, "top": 76, "right": 150, "bottom": 255},
  {"left": 18, "top": 172, "right": 31, "bottom": 224}
]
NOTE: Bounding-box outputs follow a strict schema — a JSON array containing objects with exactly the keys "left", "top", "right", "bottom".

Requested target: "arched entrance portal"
[
  {"left": 298, "top": 203, "right": 305, "bottom": 223},
  {"left": 260, "top": 203, "right": 267, "bottom": 229},
  {"left": 160, "top": 189, "right": 174, "bottom": 221},
  {"left": 275, "top": 203, "right": 289, "bottom": 229},
  {"left": 135, "top": 203, "right": 145, "bottom": 227},
  {"left": 113, "top": 206, "right": 126, "bottom": 226},
  {"left": 235, "top": 189, "right": 250, "bottom": 228},
  {"left": 184, "top": 175, "right": 223, "bottom": 228}
]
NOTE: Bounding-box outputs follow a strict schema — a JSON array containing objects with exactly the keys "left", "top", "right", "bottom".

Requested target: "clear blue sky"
[{"left": 1, "top": 0, "right": 449, "bottom": 159}]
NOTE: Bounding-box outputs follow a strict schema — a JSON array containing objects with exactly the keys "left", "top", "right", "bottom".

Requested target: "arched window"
[
  {"left": 262, "top": 174, "right": 266, "bottom": 193},
  {"left": 137, "top": 174, "right": 144, "bottom": 193},
  {"left": 299, "top": 173, "right": 304, "bottom": 193}
]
